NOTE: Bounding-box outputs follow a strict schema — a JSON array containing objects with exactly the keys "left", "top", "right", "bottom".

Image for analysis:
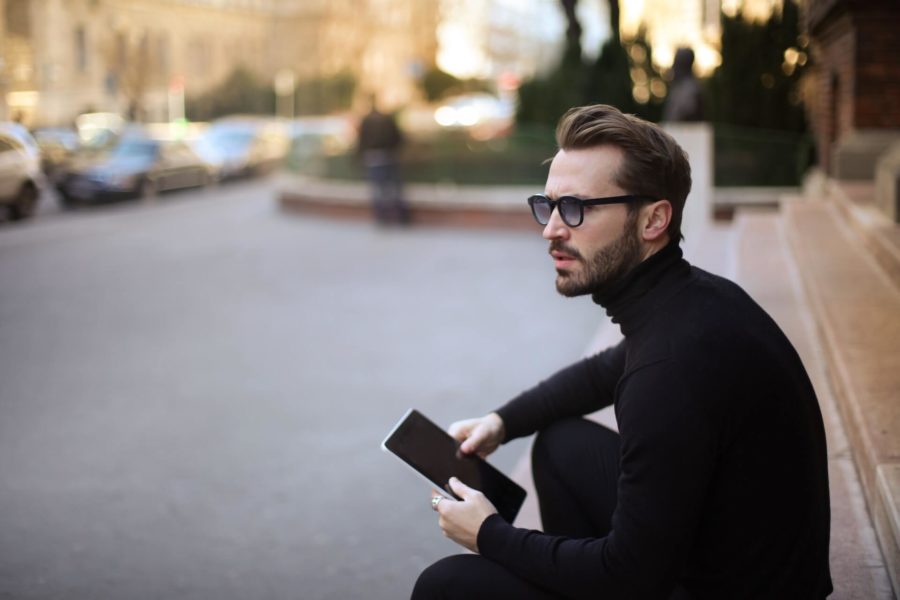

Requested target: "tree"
[
  {"left": 421, "top": 67, "right": 462, "bottom": 102},
  {"left": 293, "top": 72, "right": 356, "bottom": 115},
  {"left": 706, "top": 0, "right": 809, "bottom": 132},
  {"left": 559, "top": 0, "right": 584, "bottom": 55},
  {"left": 518, "top": 0, "right": 656, "bottom": 126},
  {"left": 186, "top": 66, "right": 274, "bottom": 121}
]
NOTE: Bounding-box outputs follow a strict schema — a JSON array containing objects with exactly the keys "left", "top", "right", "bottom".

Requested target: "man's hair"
[{"left": 555, "top": 104, "right": 692, "bottom": 241}]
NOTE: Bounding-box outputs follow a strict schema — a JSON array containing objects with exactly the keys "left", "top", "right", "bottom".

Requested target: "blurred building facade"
[
  {"left": 0, "top": 0, "right": 287, "bottom": 124},
  {"left": 0, "top": 0, "right": 439, "bottom": 124},
  {"left": 0, "top": 0, "right": 565, "bottom": 126},
  {"left": 436, "top": 0, "right": 564, "bottom": 85}
]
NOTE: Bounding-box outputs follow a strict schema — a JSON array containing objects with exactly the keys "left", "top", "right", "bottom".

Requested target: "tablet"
[{"left": 382, "top": 408, "right": 526, "bottom": 523}]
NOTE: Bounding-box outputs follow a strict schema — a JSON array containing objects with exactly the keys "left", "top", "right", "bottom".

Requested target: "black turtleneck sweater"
[{"left": 478, "top": 243, "right": 832, "bottom": 599}]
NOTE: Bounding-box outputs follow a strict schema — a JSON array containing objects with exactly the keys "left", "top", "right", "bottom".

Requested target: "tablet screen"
[{"left": 382, "top": 409, "right": 526, "bottom": 523}]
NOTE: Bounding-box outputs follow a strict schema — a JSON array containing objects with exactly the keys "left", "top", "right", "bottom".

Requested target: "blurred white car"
[
  {"left": 193, "top": 117, "right": 290, "bottom": 180},
  {"left": 432, "top": 93, "right": 515, "bottom": 139},
  {"left": 0, "top": 123, "right": 43, "bottom": 221}
]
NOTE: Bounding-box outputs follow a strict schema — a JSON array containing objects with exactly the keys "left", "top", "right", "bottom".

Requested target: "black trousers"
[{"left": 411, "top": 418, "right": 621, "bottom": 599}]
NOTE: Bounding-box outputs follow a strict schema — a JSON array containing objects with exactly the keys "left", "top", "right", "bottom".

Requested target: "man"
[
  {"left": 663, "top": 48, "right": 704, "bottom": 123},
  {"left": 357, "top": 97, "right": 408, "bottom": 225},
  {"left": 412, "top": 105, "right": 832, "bottom": 599}
]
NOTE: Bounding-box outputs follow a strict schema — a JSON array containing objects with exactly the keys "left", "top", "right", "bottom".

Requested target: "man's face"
[{"left": 542, "top": 145, "right": 644, "bottom": 298}]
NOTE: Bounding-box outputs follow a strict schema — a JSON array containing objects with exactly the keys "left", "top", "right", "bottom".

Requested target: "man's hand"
[
  {"left": 448, "top": 413, "right": 505, "bottom": 458},
  {"left": 433, "top": 478, "right": 498, "bottom": 553}
]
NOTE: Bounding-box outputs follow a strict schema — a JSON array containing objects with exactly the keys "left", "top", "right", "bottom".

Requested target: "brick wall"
[
  {"left": 806, "top": 0, "right": 900, "bottom": 174},
  {"left": 854, "top": 12, "right": 900, "bottom": 128}
]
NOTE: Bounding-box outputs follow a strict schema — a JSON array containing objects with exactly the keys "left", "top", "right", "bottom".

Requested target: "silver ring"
[{"left": 431, "top": 495, "right": 443, "bottom": 510}]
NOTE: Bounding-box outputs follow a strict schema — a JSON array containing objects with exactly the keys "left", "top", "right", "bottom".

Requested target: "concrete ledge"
[
  {"left": 714, "top": 186, "right": 799, "bottom": 209},
  {"left": 833, "top": 129, "right": 900, "bottom": 181},
  {"left": 783, "top": 188, "right": 900, "bottom": 595},
  {"left": 875, "top": 142, "right": 900, "bottom": 223},
  {"left": 276, "top": 173, "right": 536, "bottom": 230}
]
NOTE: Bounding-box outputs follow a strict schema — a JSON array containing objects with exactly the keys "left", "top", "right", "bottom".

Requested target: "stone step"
[
  {"left": 830, "top": 181, "right": 900, "bottom": 291},
  {"left": 736, "top": 210, "right": 894, "bottom": 599},
  {"left": 781, "top": 189, "right": 900, "bottom": 597}
]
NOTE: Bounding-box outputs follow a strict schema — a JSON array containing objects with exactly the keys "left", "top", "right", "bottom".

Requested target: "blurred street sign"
[
  {"left": 168, "top": 74, "right": 185, "bottom": 123},
  {"left": 275, "top": 69, "right": 296, "bottom": 96},
  {"left": 275, "top": 69, "right": 296, "bottom": 119}
]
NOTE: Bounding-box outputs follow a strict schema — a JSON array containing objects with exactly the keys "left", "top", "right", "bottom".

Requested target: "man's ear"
[{"left": 640, "top": 200, "right": 672, "bottom": 242}]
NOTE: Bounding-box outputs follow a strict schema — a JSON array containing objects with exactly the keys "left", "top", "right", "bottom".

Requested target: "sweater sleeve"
[
  {"left": 495, "top": 341, "right": 626, "bottom": 441},
  {"left": 478, "top": 360, "right": 717, "bottom": 599}
]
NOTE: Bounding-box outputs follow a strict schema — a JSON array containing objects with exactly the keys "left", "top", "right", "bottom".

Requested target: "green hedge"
[
  {"left": 714, "top": 124, "right": 814, "bottom": 187},
  {"left": 287, "top": 127, "right": 556, "bottom": 186},
  {"left": 287, "top": 124, "right": 814, "bottom": 188}
]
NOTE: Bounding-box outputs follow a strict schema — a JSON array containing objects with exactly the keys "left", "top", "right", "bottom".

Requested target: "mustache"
[{"left": 549, "top": 241, "right": 583, "bottom": 260}]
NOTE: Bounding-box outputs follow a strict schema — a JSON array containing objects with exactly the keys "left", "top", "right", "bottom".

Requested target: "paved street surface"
[{"left": 0, "top": 179, "right": 602, "bottom": 599}]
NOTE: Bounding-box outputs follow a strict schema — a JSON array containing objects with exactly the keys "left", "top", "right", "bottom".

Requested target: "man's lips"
[{"left": 550, "top": 247, "right": 580, "bottom": 269}]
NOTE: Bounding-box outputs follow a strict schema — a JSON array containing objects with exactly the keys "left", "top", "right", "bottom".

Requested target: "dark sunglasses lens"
[
  {"left": 559, "top": 199, "right": 581, "bottom": 226},
  {"left": 530, "top": 197, "right": 552, "bottom": 224}
]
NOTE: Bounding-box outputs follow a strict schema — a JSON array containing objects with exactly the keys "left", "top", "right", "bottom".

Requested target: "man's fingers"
[
  {"left": 459, "top": 435, "right": 479, "bottom": 454},
  {"left": 448, "top": 418, "right": 477, "bottom": 442},
  {"left": 447, "top": 421, "right": 466, "bottom": 440},
  {"left": 448, "top": 476, "right": 474, "bottom": 499}
]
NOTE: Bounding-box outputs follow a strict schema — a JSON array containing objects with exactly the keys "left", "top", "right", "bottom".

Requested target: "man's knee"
[
  {"left": 533, "top": 418, "right": 592, "bottom": 463},
  {"left": 532, "top": 418, "right": 619, "bottom": 478}
]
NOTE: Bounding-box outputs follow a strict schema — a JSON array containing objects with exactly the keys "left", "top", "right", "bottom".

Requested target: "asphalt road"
[{"left": 0, "top": 178, "right": 603, "bottom": 599}]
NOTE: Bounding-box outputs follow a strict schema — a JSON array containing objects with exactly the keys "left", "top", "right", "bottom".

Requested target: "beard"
[{"left": 551, "top": 214, "right": 643, "bottom": 298}]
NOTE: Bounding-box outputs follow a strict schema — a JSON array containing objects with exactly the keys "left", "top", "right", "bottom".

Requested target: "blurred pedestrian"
[
  {"left": 663, "top": 47, "right": 705, "bottom": 123},
  {"left": 357, "top": 96, "right": 408, "bottom": 226},
  {"left": 412, "top": 104, "right": 831, "bottom": 599}
]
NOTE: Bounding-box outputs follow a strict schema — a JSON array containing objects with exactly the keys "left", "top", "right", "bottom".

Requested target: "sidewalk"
[{"left": 280, "top": 174, "right": 897, "bottom": 598}]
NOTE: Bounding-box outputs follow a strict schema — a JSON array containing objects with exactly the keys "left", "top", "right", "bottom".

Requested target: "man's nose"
[{"left": 542, "top": 207, "right": 570, "bottom": 241}]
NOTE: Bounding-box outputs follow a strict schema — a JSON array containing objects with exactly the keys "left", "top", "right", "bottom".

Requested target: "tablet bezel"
[{"left": 381, "top": 408, "right": 526, "bottom": 523}]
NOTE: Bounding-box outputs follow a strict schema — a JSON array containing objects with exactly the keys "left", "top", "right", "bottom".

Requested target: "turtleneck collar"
[{"left": 592, "top": 241, "right": 691, "bottom": 336}]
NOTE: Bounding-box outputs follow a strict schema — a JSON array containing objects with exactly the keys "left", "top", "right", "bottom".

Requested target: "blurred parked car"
[
  {"left": 75, "top": 112, "right": 125, "bottom": 148},
  {"left": 432, "top": 93, "right": 515, "bottom": 140},
  {"left": 283, "top": 115, "right": 356, "bottom": 170},
  {"left": 0, "top": 124, "right": 43, "bottom": 221},
  {"left": 51, "top": 122, "right": 155, "bottom": 192},
  {"left": 1, "top": 122, "right": 42, "bottom": 162},
  {"left": 192, "top": 117, "right": 289, "bottom": 180},
  {"left": 32, "top": 127, "right": 80, "bottom": 178},
  {"left": 57, "top": 136, "right": 213, "bottom": 204}
]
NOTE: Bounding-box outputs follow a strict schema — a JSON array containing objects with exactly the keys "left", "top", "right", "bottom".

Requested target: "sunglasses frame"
[{"left": 527, "top": 194, "right": 656, "bottom": 227}]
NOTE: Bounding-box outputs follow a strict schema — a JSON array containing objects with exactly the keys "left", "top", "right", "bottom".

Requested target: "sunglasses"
[{"left": 527, "top": 194, "right": 655, "bottom": 227}]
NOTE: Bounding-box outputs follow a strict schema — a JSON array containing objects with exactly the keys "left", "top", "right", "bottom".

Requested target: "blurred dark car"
[
  {"left": 192, "top": 118, "right": 289, "bottom": 180},
  {"left": 57, "top": 137, "right": 213, "bottom": 204}
]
